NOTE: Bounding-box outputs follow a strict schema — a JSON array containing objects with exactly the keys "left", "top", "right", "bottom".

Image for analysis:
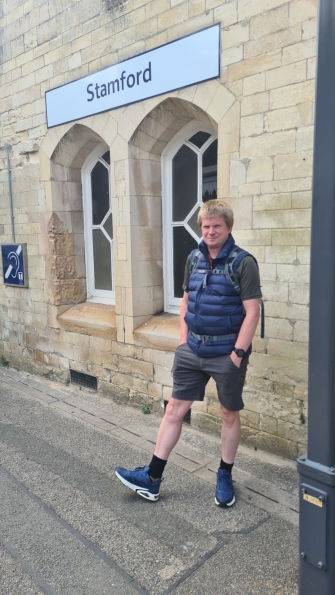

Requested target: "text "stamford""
[{"left": 87, "top": 62, "right": 152, "bottom": 102}]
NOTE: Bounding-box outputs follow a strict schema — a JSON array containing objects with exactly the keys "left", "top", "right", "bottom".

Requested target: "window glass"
[
  {"left": 202, "top": 139, "right": 217, "bottom": 202},
  {"left": 188, "top": 131, "right": 211, "bottom": 148},
  {"left": 91, "top": 161, "right": 109, "bottom": 225},
  {"left": 101, "top": 151, "right": 110, "bottom": 164},
  {"left": 186, "top": 207, "right": 201, "bottom": 236},
  {"left": 172, "top": 145, "right": 197, "bottom": 222},
  {"left": 92, "top": 229, "right": 112, "bottom": 290}
]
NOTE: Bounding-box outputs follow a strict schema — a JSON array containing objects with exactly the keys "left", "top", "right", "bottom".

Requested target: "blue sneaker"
[
  {"left": 215, "top": 469, "right": 235, "bottom": 507},
  {"left": 115, "top": 465, "right": 161, "bottom": 501}
]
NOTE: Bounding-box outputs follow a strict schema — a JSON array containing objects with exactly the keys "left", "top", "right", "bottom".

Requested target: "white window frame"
[
  {"left": 81, "top": 142, "right": 115, "bottom": 305},
  {"left": 162, "top": 121, "right": 217, "bottom": 313}
]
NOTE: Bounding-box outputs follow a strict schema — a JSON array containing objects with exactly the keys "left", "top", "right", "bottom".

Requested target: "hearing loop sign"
[{"left": 1, "top": 244, "right": 29, "bottom": 287}]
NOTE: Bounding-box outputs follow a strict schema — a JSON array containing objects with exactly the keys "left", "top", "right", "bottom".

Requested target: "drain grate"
[
  {"left": 70, "top": 369, "right": 98, "bottom": 390},
  {"left": 164, "top": 400, "right": 191, "bottom": 424}
]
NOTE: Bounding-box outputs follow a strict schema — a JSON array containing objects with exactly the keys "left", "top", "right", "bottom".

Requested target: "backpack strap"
[{"left": 189, "top": 249, "right": 202, "bottom": 274}]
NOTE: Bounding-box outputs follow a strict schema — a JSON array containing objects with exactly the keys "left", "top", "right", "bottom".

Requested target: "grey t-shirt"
[{"left": 182, "top": 254, "right": 262, "bottom": 301}]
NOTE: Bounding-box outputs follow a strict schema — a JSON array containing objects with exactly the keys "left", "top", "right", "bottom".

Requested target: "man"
[{"left": 115, "top": 199, "right": 261, "bottom": 507}]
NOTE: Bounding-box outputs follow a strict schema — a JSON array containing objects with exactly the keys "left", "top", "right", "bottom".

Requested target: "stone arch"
[
  {"left": 41, "top": 124, "right": 110, "bottom": 318},
  {"left": 114, "top": 97, "right": 221, "bottom": 340}
]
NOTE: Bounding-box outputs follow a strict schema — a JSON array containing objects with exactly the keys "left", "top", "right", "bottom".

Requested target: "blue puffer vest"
[{"left": 185, "top": 234, "right": 250, "bottom": 358}]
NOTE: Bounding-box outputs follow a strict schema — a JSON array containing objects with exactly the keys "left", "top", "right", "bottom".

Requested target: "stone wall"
[{"left": 0, "top": 0, "right": 317, "bottom": 458}]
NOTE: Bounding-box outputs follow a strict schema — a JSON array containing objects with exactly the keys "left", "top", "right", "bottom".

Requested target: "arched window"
[
  {"left": 162, "top": 122, "right": 218, "bottom": 312},
  {"left": 82, "top": 143, "right": 114, "bottom": 304}
]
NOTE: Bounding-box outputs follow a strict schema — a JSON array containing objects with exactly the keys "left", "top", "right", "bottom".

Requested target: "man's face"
[{"left": 201, "top": 216, "right": 231, "bottom": 252}]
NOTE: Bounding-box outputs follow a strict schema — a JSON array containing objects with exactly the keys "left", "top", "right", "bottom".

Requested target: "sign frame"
[
  {"left": 1, "top": 243, "right": 29, "bottom": 288},
  {"left": 45, "top": 24, "right": 221, "bottom": 129}
]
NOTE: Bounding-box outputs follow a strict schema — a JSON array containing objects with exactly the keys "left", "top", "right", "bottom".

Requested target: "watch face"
[{"left": 235, "top": 348, "right": 245, "bottom": 357}]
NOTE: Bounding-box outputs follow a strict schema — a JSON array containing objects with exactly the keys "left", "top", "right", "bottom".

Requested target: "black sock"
[
  {"left": 149, "top": 455, "right": 167, "bottom": 480},
  {"left": 220, "top": 459, "right": 234, "bottom": 473}
]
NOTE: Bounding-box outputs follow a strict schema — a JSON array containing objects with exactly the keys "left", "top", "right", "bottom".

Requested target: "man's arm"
[
  {"left": 230, "top": 298, "right": 260, "bottom": 367},
  {"left": 179, "top": 291, "right": 189, "bottom": 345}
]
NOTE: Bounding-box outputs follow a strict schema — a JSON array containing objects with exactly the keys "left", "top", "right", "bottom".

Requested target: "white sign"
[{"left": 46, "top": 25, "right": 220, "bottom": 128}]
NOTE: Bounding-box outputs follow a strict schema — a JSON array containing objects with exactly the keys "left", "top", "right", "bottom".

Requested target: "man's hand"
[{"left": 230, "top": 350, "right": 242, "bottom": 368}]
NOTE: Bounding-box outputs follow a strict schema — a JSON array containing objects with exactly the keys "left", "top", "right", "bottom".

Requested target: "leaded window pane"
[
  {"left": 186, "top": 207, "right": 201, "bottom": 236},
  {"left": 92, "top": 229, "right": 112, "bottom": 290},
  {"left": 202, "top": 140, "right": 217, "bottom": 202},
  {"left": 173, "top": 226, "right": 197, "bottom": 298},
  {"left": 101, "top": 151, "right": 110, "bottom": 164},
  {"left": 91, "top": 161, "right": 109, "bottom": 225},
  {"left": 188, "top": 131, "right": 211, "bottom": 148},
  {"left": 172, "top": 145, "right": 197, "bottom": 222}
]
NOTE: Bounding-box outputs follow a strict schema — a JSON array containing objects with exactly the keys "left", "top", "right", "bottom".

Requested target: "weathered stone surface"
[{"left": 58, "top": 303, "right": 116, "bottom": 338}]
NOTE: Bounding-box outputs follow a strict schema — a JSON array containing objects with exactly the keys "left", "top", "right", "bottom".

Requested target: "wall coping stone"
[{"left": 58, "top": 302, "right": 116, "bottom": 339}]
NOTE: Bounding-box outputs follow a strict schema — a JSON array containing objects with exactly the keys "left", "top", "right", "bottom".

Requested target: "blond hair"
[{"left": 197, "top": 199, "right": 234, "bottom": 230}]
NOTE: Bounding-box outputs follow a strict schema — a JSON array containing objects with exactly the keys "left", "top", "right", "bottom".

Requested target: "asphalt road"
[{"left": 0, "top": 366, "right": 299, "bottom": 595}]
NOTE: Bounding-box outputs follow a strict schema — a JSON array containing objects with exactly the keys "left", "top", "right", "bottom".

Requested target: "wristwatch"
[{"left": 233, "top": 347, "right": 246, "bottom": 358}]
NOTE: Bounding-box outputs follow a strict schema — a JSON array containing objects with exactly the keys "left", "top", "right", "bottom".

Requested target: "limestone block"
[
  {"left": 254, "top": 208, "right": 310, "bottom": 229},
  {"left": 266, "top": 301, "right": 309, "bottom": 321},
  {"left": 302, "top": 17, "right": 317, "bottom": 40},
  {"left": 265, "top": 102, "right": 313, "bottom": 133},
  {"left": 243, "top": 73, "right": 265, "bottom": 96},
  {"left": 148, "top": 381, "right": 163, "bottom": 398},
  {"left": 239, "top": 0, "right": 289, "bottom": 19},
  {"left": 262, "top": 177, "right": 311, "bottom": 195},
  {"left": 242, "top": 130, "right": 296, "bottom": 160},
  {"left": 191, "top": 399, "right": 208, "bottom": 413},
  {"left": 253, "top": 193, "right": 291, "bottom": 211},
  {"left": 227, "top": 196, "right": 252, "bottom": 229},
  {"left": 129, "top": 159, "right": 161, "bottom": 196},
  {"left": 230, "top": 159, "right": 246, "bottom": 186},
  {"left": 265, "top": 246, "right": 296, "bottom": 264},
  {"left": 292, "top": 191, "right": 312, "bottom": 209},
  {"left": 134, "top": 313, "right": 179, "bottom": 352},
  {"left": 157, "top": 3, "right": 188, "bottom": 30},
  {"left": 221, "top": 22, "right": 250, "bottom": 51},
  {"left": 249, "top": 5, "right": 289, "bottom": 39},
  {"left": 272, "top": 229, "right": 311, "bottom": 247},
  {"left": 274, "top": 151, "right": 313, "bottom": 180},
  {"left": 290, "top": 0, "right": 317, "bottom": 25},
  {"left": 221, "top": 45, "right": 243, "bottom": 67},
  {"left": 238, "top": 183, "right": 261, "bottom": 197},
  {"left": 296, "top": 246, "right": 310, "bottom": 265},
  {"left": 213, "top": 0, "right": 237, "bottom": 25},
  {"left": 240, "top": 408, "right": 261, "bottom": 430},
  {"left": 249, "top": 351, "right": 308, "bottom": 386},
  {"left": 267, "top": 338, "right": 308, "bottom": 361},
  {"left": 118, "top": 355, "right": 154, "bottom": 381},
  {"left": 217, "top": 153, "right": 230, "bottom": 198},
  {"left": 228, "top": 50, "right": 281, "bottom": 82},
  {"left": 233, "top": 229, "right": 271, "bottom": 246},
  {"left": 153, "top": 363, "right": 173, "bottom": 387},
  {"left": 207, "top": 84, "right": 236, "bottom": 123},
  {"left": 307, "top": 57, "right": 316, "bottom": 79},
  {"left": 289, "top": 283, "right": 310, "bottom": 305},
  {"left": 244, "top": 25, "right": 301, "bottom": 60},
  {"left": 270, "top": 80, "right": 315, "bottom": 110},
  {"left": 245, "top": 158, "right": 273, "bottom": 183},
  {"left": 277, "top": 263, "right": 310, "bottom": 283},
  {"left": 293, "top": 320, "right": 309, "bottom": 343},
  {"left": 58, "top": 303, "right": 116, "bottom": 339},
  {"left": 129, "top": 195, "right": 162, "bottom": 227},
  {"left": 296, "top": 126, "right": 314, "bottom": 152},
  {"left": 266, "top": 61, "right": 307, "bottom": 92},
  {"left": 241, "top": 93, "right": 269, "bottom": 118},
  {"left": 241, "top": 114, "right": 264, "bottom": 137},
  {"left": 258, "top": 263, "right": 276, "bottom": 281},
  {"left": 218, "top": 101, "right": 240, "bottom": 154},
  {"left": 261, "top": 282, "right": 289, "bottom": 302},
  {"left": 192, "top": 79, "right": 221, "bottom": 112}
]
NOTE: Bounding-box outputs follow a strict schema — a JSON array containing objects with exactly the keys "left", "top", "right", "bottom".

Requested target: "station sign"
[
  {"left": 1, "top": 244, "right": 29, "bottom": 287},
  {"left": 46, "top": 24, "right": 221, "bottom": 128}
]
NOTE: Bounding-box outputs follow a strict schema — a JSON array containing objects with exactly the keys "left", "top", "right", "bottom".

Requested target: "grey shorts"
[{"left": 171, "top": 343, "right": 248, "bottom": 411}]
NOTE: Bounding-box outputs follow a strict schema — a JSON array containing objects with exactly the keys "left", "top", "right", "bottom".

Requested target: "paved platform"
[{"left": 0, "top": 366, "right": 299, "bottom": 594}]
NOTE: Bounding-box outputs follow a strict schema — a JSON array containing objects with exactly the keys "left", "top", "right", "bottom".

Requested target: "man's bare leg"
[
  {"left": 220, "top": 406, "right": 241, "bottom": 464},
  {"left": 154, "top": 398, "right": 193, "bottom": 460}
]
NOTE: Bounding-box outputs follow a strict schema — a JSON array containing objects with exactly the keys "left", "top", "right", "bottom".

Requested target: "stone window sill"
[
  {"left": 58, "top": 302, "right": 116, "bottom": 339},
  {"left": 134, "top": 313, "right": 179, "bottom": 352}
]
